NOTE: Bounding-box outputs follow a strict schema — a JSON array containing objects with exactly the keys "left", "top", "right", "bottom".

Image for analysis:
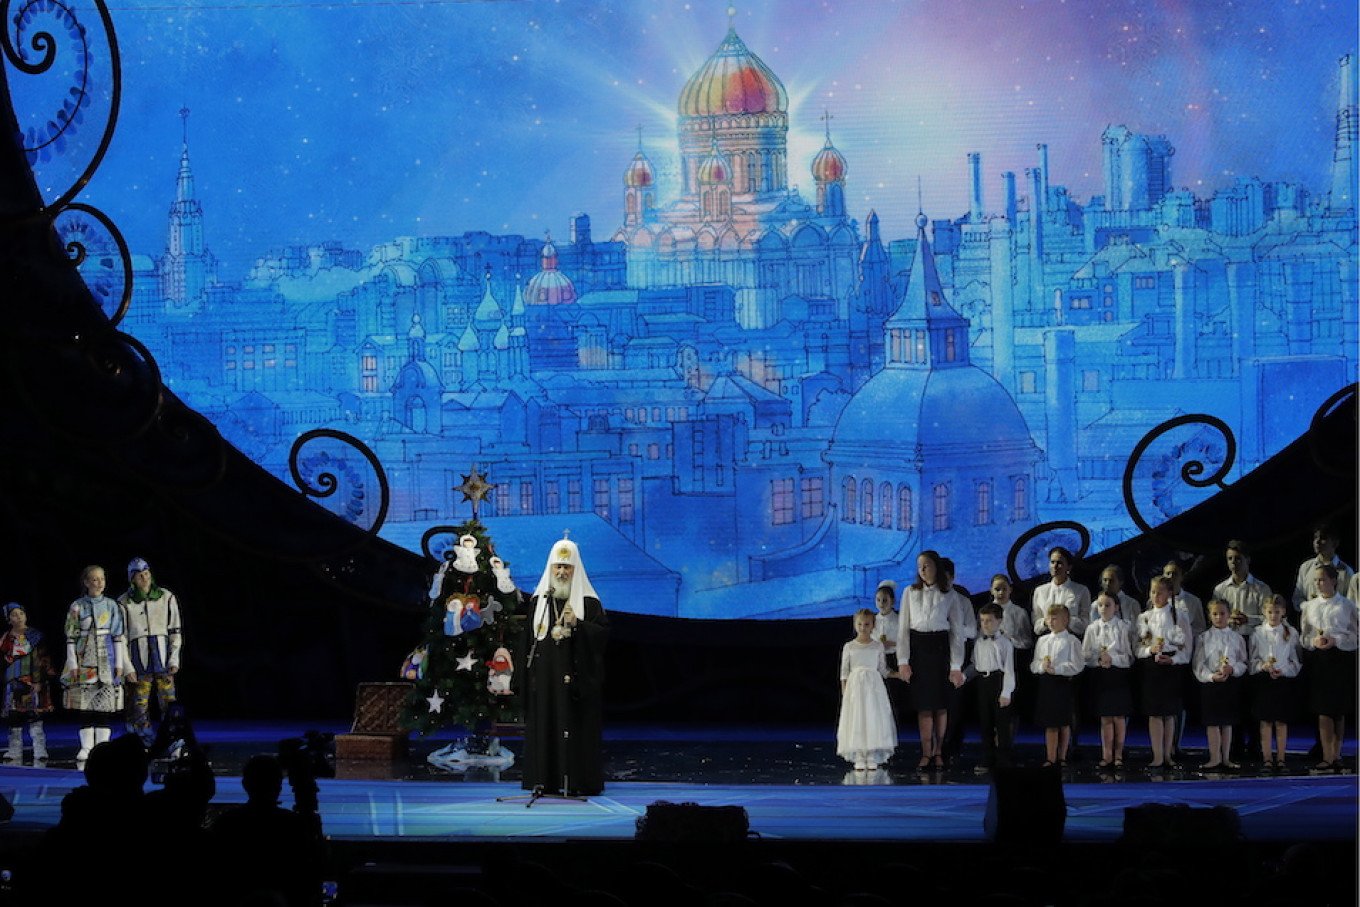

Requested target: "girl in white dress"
[{"left": 837, "top": 609, "right": 897, "bottom": 770}]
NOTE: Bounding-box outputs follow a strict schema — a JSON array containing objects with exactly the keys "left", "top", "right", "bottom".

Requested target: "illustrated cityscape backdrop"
[{"left": 57, "top": 6, "right": 1359, "bottom": 619}]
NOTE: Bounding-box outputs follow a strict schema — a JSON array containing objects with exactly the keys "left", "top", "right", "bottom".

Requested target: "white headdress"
[{"left": 532, "top": 536, "right": 600, "bottom": 640}]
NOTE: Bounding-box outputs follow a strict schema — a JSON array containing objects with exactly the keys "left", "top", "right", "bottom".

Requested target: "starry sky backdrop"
[{"left": 14, "top": 0, "right": 1358, "bottom": 274}]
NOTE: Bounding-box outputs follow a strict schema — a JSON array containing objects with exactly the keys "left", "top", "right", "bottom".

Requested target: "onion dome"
[
  {"left": 679, "top": 28, "right": 788, "bottom": 117},
  {"left": 624, "top": 150, "right": 654, "bottom": 188},
  {"left": 812, "top": 135, "right": 847, "bottom": 183},
  {"left": 696, "top": 140, "right": 732, "bottom": 185}
]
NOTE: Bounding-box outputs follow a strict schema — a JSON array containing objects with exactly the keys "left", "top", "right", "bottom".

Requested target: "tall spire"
[
  {"left": 884, "top": 212, "right": 970, "bottom": 370},
  {"left": 1330, "top": 54, "right": 1358, "bottom": 214},
  {"left": 162, "top": 107, "right": 211, "bottom": 312}
]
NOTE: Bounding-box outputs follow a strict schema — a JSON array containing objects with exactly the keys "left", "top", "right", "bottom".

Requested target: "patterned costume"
[
  {"left": 63, "top": 594, "right": 130, "bottom": 714},
  {"left": 118, "top": 558, "right": 183, "bottom": 744},
  {"left": 1, "top": 604, "right": 55, "bottom": 764}
]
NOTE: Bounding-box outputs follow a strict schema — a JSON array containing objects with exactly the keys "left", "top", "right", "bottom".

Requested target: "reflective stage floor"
[{"left": 0, "top": 721, "right": 1353, "bottom": 845}]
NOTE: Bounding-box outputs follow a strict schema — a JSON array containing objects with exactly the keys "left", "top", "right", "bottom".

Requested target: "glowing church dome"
[
  {"left": 678, "top": 27, "right": 788, "bottom": 118},
  {"left": 812, "top": 135, "right": 847, "bottom": 183},
  {"left": 695, "top": 141, "right": 732, "bottom": 185},
  {"left": 623, "top": 150, "right": 654, "bottom": 189}
]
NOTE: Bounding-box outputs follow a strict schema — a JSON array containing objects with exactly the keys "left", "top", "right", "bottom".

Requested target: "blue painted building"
[{"left": 120, "top": 31, "right": 1359, "bottom": 618}]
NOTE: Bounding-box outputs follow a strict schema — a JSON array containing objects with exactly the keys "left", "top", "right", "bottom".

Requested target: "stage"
[{"left": 0, "top": 721, "right": 1352, "bottom": 845}]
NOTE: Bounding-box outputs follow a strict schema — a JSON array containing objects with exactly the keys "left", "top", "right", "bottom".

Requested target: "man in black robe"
[{"left": 517, "top": 537, "right": 609, "bottom": 795}]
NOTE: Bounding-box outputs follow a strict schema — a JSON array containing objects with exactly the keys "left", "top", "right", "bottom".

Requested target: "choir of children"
[{"left": 839, "top": 536, "right": 1357, "bottom": 776}]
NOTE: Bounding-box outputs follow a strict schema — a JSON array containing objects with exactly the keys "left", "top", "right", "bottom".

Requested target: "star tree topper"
[{"left": 454, "top": 466, "right": 497, "bottom": 521}]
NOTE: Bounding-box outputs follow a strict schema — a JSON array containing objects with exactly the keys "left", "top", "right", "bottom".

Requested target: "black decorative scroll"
[
  {"left": 288, "top": 429, "right": 391, "bottom": 535},
  {"left": 51, "top": 202, "right": 133, "bottom": 326},
  {"left": 1121, "top": 413, "right": 1236, "bottom": 542},
  {"left": 1005, "top": 520, "right": 1092, "bottom": 584},
  {"left": 1307, "top": 382, "right": 1357, "bottom": 479},
  {"left": 4, "top": 0, "right": 121, "bottom": 211}
]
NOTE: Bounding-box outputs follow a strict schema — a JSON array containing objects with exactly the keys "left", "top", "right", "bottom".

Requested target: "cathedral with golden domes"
[{"left": 613, "top": 25, "right": 864, "bottom": 332}]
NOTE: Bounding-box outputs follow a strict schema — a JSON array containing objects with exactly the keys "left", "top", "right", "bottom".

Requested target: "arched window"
[
  {"left": 842, "top": 476, "right": 857, "bottom": 523},
  {"left": 897, "top": 485, "right": 913, "bottom": 531},
  {"left": 976, "top": 480, "right": 993, "bottom": 525},
  {"left": 1011, "top": 476, "right": 1029, "bottom": 521},
  {"left": 861, "top": 479, "right": 874, "bottom": 525},
  {"left": 879, "top": 482, "right": 893, "bottom": 527},
  {"left": 933, "top": 483, "right": 950, "bottom": 531}
]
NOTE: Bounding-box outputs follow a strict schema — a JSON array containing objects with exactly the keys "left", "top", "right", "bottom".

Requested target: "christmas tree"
[{"left": 399, "top": 474, "right": 524, "bottom": 737}]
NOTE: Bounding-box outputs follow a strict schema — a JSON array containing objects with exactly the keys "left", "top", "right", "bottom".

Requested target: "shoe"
[
  {"left": 1113, "top": 760, "right": 1124, "bottom": 770},
  {"left": 1310, "top": 761, "right": 1334, "bottom": 773},
  {"left": 1202, "top": 761, "right": 1223, "bottom": 772},
  {"left": 917, "top": 756, "right": 931, "bottom": 771},
  {"left": 1096, "top": 760, "right": 1113, "bottom": 770},
  {"left": 931, "top": 755, "right": 945, "bottom": 771},
  {"left": 973, "top": 764, "right": 991, "bottom": 775},
  {"left": 1223, "top": 762, "right": 1241, "bottom": 771}
]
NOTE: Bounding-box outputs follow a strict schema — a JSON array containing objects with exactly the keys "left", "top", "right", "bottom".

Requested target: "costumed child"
[
  {"left": 837, "top": 609, "right": 896, "bottom": 771},
  {"left": 1082, "top": 592, "right": 1133, "bottom": 769},
  {"left": 62, "top": 565, "right": 134, "bottom": 767},
  {"left": 1249, "top": 594, "right": 1302, "bottom": 771},
  {"left": 1299, "top": 563, "right": 1358, "bottom": 773},
  {"left": 1031, "top": 603, "right": 1083, "bottom": 766},
  {"left": 970, "top": 603, "right": 1015, "bottom": 773},
  {"left": 118, "top": 557, "right": 183, "bottom": 745},
  {"left": 1192, "top": 598, "right": 1248, "bottom": 771},
  {"left": 897, "top": 550, "right": 969, "bottom": 771},
  {"left": 0, "top": 603, "right": 56, "bottom": 765},
  {"left": 1136, "top": 574, "right": 1193, "bottom": 771}
]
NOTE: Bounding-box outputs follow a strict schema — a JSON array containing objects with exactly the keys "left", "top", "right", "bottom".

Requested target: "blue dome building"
[{"left": 826, "top": 214, "right": 1042, "bottom": 592}]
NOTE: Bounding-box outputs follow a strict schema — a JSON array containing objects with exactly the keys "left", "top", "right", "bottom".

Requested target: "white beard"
[{"left": 550, "top": 576, "right": 572, "bottom": 601}]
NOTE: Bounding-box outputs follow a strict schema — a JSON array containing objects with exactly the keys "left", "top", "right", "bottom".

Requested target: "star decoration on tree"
[
  {"left": 454, "top": 467, "right": 497, "bottom": 521},
  {"left": 426, "top": 690, "right": 445, "bottom": 713},
  {"left": 455, "top": 652, "right": 478, "bottom": 672}
]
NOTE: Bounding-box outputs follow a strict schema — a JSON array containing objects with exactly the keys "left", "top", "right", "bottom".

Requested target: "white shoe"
[{"left": 75, "top": 726, "right": 96, "bottom": 768}]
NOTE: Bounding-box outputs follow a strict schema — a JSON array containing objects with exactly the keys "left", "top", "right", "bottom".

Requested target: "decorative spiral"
[
  {"left": 288, "top": 429, "right": 391, "bottom": 534},
  {"left": 1006, "top": 520, "right": 1092, "bottom": 583},
  {"left": 3, "top": 0, "right": 121, "bottom": 211},
  {"left": 1307, "top": 383, "right": 1357, "bottom": 479},
  {"left": 50, "top": 203, "right": 132, "bottom": 325},
  {"left": 1122, "top": 413, "right": 1236, "bottom": 539}
]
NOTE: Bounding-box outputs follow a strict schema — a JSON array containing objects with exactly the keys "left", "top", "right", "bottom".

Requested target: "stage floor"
[{"left": 0, "top": 721, "right": 1353, "bottom": 845}]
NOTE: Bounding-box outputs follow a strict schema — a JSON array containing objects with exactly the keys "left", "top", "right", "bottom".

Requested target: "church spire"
[{"left": 884, "top": 212, "right": 970, "bottom": 370}]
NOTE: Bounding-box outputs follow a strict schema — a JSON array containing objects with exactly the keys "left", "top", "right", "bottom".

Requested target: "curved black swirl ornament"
[
  {"left": 288, "top": 429, "right": 391, "bottom": 535},
  {"left": 1006, "top": 520, "right": 1092, "bottom": 583},
  {"left": 4, "top": 0, "right": 120, "bottom": 211},
  {"left": 51, "top": 202, "right": 132, "bottom": 325},
  {"left": 1122, "top": 413, "right": 1236, "bottom": 540},
  {"left": 1307, "top": 383, "right": 1357, "bottom": 479}
]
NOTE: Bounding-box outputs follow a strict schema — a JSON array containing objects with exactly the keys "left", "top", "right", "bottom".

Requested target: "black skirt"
[
  {"left": 1198, "top": 676, "right": 1243, "bottom": 726},
  {"left": 1306, "top": 647, "right": 1357, "bottom": 718},
  {"left": 1087, "top": 665, "right": 1132, "bottom": 717},
  {"left": 1034, "top": 673, "right": 1075, "bottom": 728},
  {"left": 1139, "top": 660, "right": 1184, "bottom": 717},
  {"left": 907, "top": 630, "right": 951, "bottom": 712},
  {"left": 1250, "top": 672, "right": 1300, "bottom": 724}
]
